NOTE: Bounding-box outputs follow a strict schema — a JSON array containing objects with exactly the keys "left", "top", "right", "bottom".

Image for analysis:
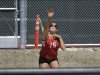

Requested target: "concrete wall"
[{"left": 0, "top": 48, "right": 100, "bottom": 68}]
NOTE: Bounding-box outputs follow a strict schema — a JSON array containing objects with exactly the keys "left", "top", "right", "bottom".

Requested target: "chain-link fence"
[
  {"left": 0, "top": 0, "right": 15, "bottom": 36},
  {"left": 0, "top": 0, "right": 100, "bottom": 44},
  {"left": 27, "top": 0, "right": 100, "bottom": 44}
]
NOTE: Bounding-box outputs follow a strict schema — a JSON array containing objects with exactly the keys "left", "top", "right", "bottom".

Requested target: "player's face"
[{"left": 49, "top": 23, "right": 58, "bottom": 33}]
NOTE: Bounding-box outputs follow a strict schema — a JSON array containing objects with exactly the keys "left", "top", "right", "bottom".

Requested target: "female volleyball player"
[{"left": 39, "top": 9, "right": 66, "bottom": 68}]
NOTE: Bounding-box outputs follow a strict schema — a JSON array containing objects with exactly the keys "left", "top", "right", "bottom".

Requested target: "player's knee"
[
  {"left": 39, "top": 63, "right": 50, "bottom": 68},
  {"left": 50, "top": 61, "right": 60, "bottom": 68}
]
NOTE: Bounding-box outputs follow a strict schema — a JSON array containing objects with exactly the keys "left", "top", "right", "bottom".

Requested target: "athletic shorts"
[{"left": 39, "top": 56, "right": 59, "bottom": 65}]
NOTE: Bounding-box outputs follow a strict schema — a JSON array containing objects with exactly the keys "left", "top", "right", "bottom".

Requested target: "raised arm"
[{"left": 42, "top": 9, "right": 54, "bottom": 40}]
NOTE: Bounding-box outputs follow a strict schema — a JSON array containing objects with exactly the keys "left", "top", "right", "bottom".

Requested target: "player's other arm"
[
  {"left": 53, "top": 34, "right": 66, "bottom": 51},
  {"left": 59, "top": 36, "right": 66, "bottom": 51},
  {"left": 42, "top": 9, "right": 54, "bottom": 41}
]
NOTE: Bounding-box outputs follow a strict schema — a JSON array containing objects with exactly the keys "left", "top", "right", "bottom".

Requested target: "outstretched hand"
[{"left": 47, "top": 8, "right": 54, "bottom": 18}]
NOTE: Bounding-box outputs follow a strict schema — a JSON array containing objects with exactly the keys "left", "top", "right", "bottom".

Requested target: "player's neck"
[{"left": 49, "top": 31, "right": 56, "bottom": 35}]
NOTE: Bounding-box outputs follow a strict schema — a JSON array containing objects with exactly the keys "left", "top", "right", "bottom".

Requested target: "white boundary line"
[{"left": 26, "top": 44, "right": 100, "bottom": 46}]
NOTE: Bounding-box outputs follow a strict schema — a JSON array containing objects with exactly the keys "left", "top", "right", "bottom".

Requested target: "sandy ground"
[{"left": 0, "top": 47, "right": 100, "bottom": 68}]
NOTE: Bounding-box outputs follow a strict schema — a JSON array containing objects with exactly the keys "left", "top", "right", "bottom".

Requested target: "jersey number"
[{"left": 50, "top": 42, "right": 56, "bottom": 48}]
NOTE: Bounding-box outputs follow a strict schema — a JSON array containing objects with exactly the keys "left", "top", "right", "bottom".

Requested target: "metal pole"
[
  {"left": 14, "top": 0, "right": 18, "bottom": 36},
  {"left": 0, "top": 68, "right": 100, "bottom": 74},
  {"left": 20, "top": 0, "right": 27, "bottom": 49}
]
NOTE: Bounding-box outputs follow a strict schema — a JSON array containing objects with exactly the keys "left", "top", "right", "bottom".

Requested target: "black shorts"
[{"left": 39, "top": 56, "right": 59, "bottom": 65}]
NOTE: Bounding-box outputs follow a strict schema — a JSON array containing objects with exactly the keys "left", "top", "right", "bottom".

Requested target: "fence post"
[
  {"left": 14, "top": 0, "right": 18, "bottom": 36},
  {"left": 34, "top": 14, "right": 40, "bottom": 49},
  {"left": 20, "top": 0, "right": 27, "bottom": 49}
]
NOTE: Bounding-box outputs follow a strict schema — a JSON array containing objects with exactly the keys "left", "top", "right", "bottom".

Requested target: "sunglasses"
[{"left": 49, "top": 24, "right": 58, "bottom": 28}]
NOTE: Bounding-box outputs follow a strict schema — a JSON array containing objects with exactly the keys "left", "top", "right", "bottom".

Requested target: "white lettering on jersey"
[{"left": 50, "top": 42, "right": 56, "bottom": 48}]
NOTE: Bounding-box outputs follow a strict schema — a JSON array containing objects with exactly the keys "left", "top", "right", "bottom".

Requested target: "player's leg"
[
  {"left": 39, "top": 56, "right": 50, "bottom": 68},
  {"left": 39, "top": 63, "right": 50, "bottom": 68},
  {"left": 50, "top": 58, "right": 60, "bottom": 68}
]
